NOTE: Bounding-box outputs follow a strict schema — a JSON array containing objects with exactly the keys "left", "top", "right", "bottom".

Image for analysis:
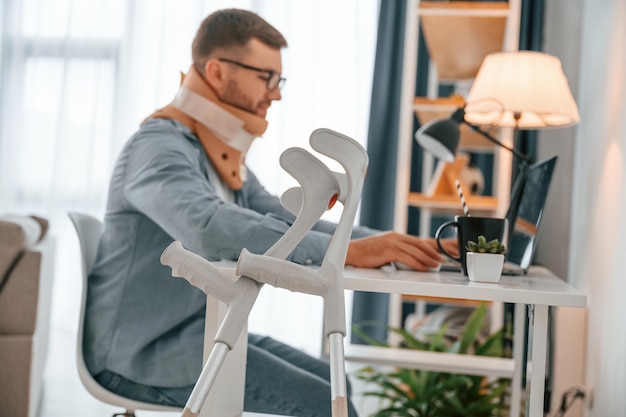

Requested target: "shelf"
[
  {"left": 419, "top": 1, "right": 510, "bottom": 16},
  {"left": 382, "top": 0, "right": 524, "bottom": 411},
  {"left": 400, "top": 294, "right": 492, "bottom": 306},
  {"left": 345, "top": 344, "right": 514, "bottom": 378},
  {"left": 418, "top": 1, "right": 509, "bottom": 81},
  {"left": 407, "top": 192, "right": 498, "bottom": 216}
]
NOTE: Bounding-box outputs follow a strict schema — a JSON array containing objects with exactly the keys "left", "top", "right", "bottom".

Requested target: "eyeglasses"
[{"left": 218, "top": 58, "right": 286, "bottom": 91}]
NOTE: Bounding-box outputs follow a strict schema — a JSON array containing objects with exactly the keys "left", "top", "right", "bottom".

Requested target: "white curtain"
[{"left": 0, "top": 0, "right": 378, "bottom": 356}]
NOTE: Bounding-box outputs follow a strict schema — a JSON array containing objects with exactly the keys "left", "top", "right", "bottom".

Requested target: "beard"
[{"left": 221, "top": 80, "right": 261, "bottom": 116}]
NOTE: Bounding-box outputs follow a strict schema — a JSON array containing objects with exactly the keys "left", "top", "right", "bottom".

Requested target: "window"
[{"left": 0, "top": 0, "right": 379, "bottom": 355}]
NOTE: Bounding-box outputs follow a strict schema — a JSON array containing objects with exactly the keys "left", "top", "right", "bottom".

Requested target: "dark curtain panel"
[
  {"left": 350, "top": 0, "right": 407, "bottom": 344},
  {"left": 359, "top": 0, "right": 407, "bottom": 231},
  {"left": 352, "top": 0, "right": 547, "bottom": 345},
  {"left": 516, "top": 0, "right": 546, "bottom": 166}
]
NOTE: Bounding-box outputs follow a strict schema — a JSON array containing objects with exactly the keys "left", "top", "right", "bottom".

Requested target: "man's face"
[{"left": 213, "top": 38, "right": 283, "bottom": 118}]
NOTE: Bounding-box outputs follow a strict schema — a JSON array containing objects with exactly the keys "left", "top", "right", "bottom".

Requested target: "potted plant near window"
[
  {"left": 465, "top": 235, "right": 506, "bottom": 283},
  {"left": 352, "top": 303, "right": 510, "bottom": 417}
]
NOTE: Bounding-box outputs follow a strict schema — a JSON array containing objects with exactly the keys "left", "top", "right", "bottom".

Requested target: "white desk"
[
  {"left": 342, "top": 265, "right": 586, "bottom": 417},
  {"left": 207, "top": 264, "right": 585, "bottom": 417}
]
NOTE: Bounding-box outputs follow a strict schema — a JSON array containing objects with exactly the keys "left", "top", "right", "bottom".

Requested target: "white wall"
[
  {"left": 540, "top": 0, "right": 626, "bottom": 415},
  {"left": 537, "top": 0, "right": 586, "bottom": 414},
  {"left": 573, "top": 1, "right": 626, "bottom": 415},
  {"left": 536, "top": 0, "right": 583, "bottom": 280}
]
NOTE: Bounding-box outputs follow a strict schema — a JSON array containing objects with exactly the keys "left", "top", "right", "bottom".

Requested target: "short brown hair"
[{"left": 192, "top": 9, "right": 288, "bottom": 75}]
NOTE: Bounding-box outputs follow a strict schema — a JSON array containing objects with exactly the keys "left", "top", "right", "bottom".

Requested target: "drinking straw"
[{"left": 455, "top": 180, "right": 471, "bottom": 216}]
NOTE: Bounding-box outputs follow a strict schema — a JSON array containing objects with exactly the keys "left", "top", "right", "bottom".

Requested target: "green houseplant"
[
  {"left": 465, "top": 235, "right": 506, "bottom": 254},
  {"left": 465, "top": 236, "right": 506, "bottom": 283},
  {"left": 352, "top": 303, "right": 510, "bottom": 417}
]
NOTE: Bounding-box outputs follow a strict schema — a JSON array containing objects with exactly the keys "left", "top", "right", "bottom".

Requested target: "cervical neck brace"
[{"left": 146, "top": 65, "right": 268, "bottom": 190}]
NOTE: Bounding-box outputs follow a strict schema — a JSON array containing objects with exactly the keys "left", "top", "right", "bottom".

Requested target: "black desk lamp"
[{"left": 416, "top": 105, "right": 532, "bottom": 166}]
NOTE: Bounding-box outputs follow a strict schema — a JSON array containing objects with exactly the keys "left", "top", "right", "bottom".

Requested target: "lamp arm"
[{"left": 463, "top": 121, "right": 532, "bottom": 164}]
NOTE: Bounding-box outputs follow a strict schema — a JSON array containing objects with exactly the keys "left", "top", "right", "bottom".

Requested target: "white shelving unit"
[
  {"left": 366, "top": 0, "right": 525, "bottom": 398},
  {"left": 388, "top": 0, "right": 523, "bottom": 348}
]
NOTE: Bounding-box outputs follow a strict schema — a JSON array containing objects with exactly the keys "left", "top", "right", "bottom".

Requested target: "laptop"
[{"left": 439, "top": 156, "right": 558, "bottom": 275}]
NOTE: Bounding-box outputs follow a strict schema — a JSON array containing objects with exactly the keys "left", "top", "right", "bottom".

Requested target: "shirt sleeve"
[{"left": 121, "top": 124, "right": 335, "bottom": 265}]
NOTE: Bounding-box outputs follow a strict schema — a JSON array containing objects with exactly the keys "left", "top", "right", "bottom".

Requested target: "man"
[{"left": 86, "top": 8, "right": 456, "bottom": 417}]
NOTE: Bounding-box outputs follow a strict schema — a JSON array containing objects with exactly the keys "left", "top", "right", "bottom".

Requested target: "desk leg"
[
  {"left": 510, "top": 303, "right": 525, "bottom": 417},
  {"left": 527, "top": 304, "right": 549, "bottom": 417},
  {"left": 200, "top": 296, "right": 247, "bottom": 417}
]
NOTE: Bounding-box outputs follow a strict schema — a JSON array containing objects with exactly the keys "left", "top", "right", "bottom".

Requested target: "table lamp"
[{"left": 415, "top": 51, "right": 580, "bottom": 165}]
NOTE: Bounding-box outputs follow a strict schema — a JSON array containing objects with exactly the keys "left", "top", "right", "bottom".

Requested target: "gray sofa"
[{"left": 0, "top": 216, "right": 55, "bottom": 417}]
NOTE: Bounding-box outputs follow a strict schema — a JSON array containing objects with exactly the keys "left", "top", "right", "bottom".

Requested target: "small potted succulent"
[{"left": 465, "top": 235, "right": 506, "bottom": 282}]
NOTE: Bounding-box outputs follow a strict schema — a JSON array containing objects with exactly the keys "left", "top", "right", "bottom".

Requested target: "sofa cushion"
[
  {"left": 0, "top": 251, "right": 42, "bottom": 335},
  {"left": 0, "top": 335, "right": 37, "bottom": 417},
  {"left": 0, "top": 215, "right": 50, "bottom": 335},
  {"left": 0, "top": 215, "right": 48, "bottom": 290}
]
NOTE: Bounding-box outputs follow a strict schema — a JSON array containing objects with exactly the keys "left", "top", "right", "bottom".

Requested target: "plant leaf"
[
  {"left": 475, "top": 328, "right": 504, "bottom": 357},
  {"left": 458, "top": 302, "right": 487, "bottom": 353},
  {"left": 351, "top": 321, "right": 390, "bottom": 347}
]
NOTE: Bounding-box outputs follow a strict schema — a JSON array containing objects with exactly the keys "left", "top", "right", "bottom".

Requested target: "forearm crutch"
[
  {"left": 160, "top": 128, "right": 366, "bottom": 417},
  {"left": 237, "top": 129, "right": 368, "bottom": 417}
]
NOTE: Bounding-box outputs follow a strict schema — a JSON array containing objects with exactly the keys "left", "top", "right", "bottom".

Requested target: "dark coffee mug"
[{"left": 435, "top": 216, "right": 508, "bottom": 276}]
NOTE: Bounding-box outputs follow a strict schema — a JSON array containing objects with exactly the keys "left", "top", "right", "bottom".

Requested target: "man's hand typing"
[{"left": 345, "top": 232, "right": 459, "bottom": 271}]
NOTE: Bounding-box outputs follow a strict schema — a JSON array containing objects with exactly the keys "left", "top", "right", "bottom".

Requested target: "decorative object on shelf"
[
  {"left": 459, "top": 163, "right": 485, "bottom": 195},
  {"left": 418, "top": 152, "right": 486, "bottom": 214},
  {"left": 466, "top": 235, "right": 506, "bottom": 283},
  {"left": 352, "top": 302, "right": 510, "bottom": 417},
  {"left": 425, "top": 153, "right": 471, "bottom": 195}
]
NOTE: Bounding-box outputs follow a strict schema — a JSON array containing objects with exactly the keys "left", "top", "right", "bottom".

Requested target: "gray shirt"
[{"left": 85, "top": 118, "right": 377, "bottom": 387}]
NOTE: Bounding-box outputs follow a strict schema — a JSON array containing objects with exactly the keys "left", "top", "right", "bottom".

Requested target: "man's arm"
[
  {"left": 241, "top": 166, "right": 458, "bottom": 270},
  {"left": 120, "top": 127, "right": 331, "bottom": 263}
]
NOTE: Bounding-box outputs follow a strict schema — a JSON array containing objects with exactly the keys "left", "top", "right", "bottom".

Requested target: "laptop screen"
[{"left": 505, "top": 156, "right": 558, "bottom": 270}]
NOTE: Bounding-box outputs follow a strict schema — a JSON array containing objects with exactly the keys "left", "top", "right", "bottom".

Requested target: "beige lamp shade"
[{"left": 464, "top": 51, "right": 580, "bottom": 129}]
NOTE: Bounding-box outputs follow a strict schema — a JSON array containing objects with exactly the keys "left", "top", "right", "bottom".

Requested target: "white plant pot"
[{"left": 466, "top": 253, "right": 505, "bottom": 283}]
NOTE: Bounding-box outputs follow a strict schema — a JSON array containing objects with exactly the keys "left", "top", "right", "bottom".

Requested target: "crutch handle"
[
  {"left": 237, "top": 249, "right": 325, "bottom": 296},
  {"left": 161, "top": 241, "right": 240, "bottom": 302}
]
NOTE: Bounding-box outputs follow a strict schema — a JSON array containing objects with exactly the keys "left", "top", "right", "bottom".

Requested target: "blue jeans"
[{"left": 95, "top": 334, "right": 359, "bottom": 417}]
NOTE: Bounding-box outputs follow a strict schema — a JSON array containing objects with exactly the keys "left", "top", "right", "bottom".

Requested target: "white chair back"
[{"left": 68, "top": 212, "right": 180, "bottom": 414}]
